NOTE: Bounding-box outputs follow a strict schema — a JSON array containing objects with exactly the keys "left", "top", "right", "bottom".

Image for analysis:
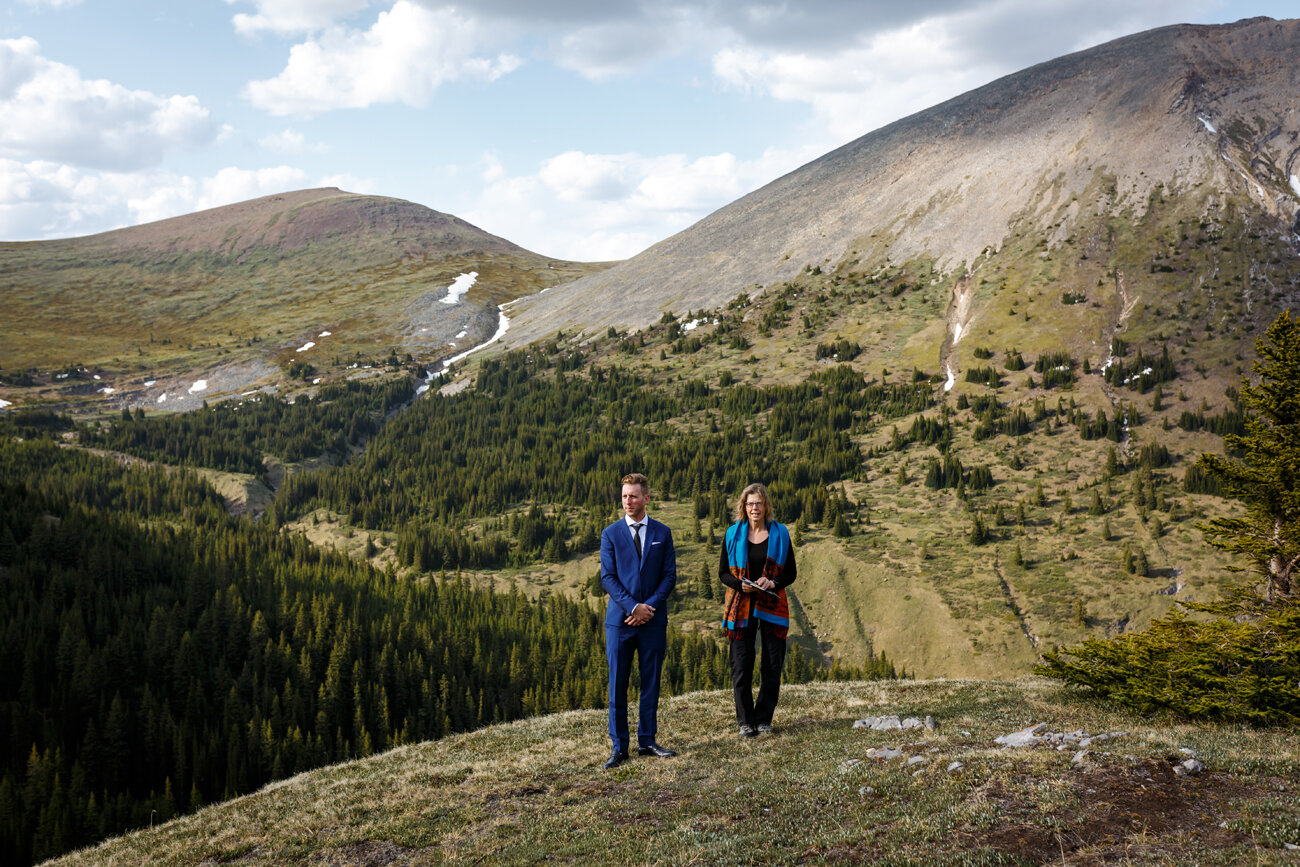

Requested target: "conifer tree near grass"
[
  {"left": 1196, "top": 311, "right": 1300, "bottom": 603},
  {"left": 1037, "top": 311, "right": 1300, "bottom": 724}
]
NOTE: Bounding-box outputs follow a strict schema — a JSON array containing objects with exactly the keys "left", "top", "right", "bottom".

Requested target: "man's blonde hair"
[{"left": 621, "top": 473, "right": 649, "bottom": 494}]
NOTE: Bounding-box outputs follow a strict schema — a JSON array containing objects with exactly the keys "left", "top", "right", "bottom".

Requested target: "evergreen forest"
[
  {"left": 5, "top": 275, "right": 1290, "bottom": 865},
  {"left": 0, "top": 350, "right": 905, "bottom": 864}
]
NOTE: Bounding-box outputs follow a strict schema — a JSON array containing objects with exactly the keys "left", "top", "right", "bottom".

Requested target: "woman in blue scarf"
[{"left": 719, "top": 482, "right": 797, "bottom": 737}]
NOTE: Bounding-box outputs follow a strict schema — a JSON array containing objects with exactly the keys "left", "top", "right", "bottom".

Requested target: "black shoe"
[
  {"left": 637, "top": 743, "right": 676, "bottom": 757},
  {"left": 739, "top": 725, "right": 757, "bottom": 738},
  {"left": 603, "top": 751, "right": 628, "bottom": 769}
]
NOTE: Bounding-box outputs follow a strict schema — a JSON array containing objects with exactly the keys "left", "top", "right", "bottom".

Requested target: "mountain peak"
[
  {"left": 73, "top": 187, "right": 524, "bottom": 260},
  {"left": 505, "top": 16, "right": 1300, "bottom": 345}
]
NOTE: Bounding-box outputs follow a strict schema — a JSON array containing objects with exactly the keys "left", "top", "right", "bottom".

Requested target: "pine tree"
[
  {"left": 1133, "top": 546, "right": 1149, "bottom": 577},
  {"left": 699, "top": 563, "right": 714, "bottom": 600},
  {"left": 1037, "top": 312, "right": 1300, "bottom": 723},
  {"left": 1197, "top": 311, "right": 1300, "bottom": 602}
]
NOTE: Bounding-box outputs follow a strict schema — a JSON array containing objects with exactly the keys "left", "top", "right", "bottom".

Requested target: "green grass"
[
  {"left": 0, "top": 192, "right": 610, "bottom": 410},
  {"left": 449, "top": 190, "right": 1297, "bottom": 681},
  {"left": 10, "top": 174, "right": 1296, "bottom": 685},
  {"left": 48, "top": 679, "right": 1300, "bottom": 865}
]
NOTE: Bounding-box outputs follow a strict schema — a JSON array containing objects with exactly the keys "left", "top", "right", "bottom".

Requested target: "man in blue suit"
[{"left": 600, "top": 472, "right": 677, "bottom": 769}]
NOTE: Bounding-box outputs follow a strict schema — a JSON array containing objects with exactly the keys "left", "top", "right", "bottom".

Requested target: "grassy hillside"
[
  {"left": 50, "top": 190, "right": 1275, "bottom": 680},
  {"left": 47, "top": 679, "right": 1300, "bottom": 865},
  {"left": 0, "top": 189, "right": 609, "bottom": 412},
  {"left": 408, "top": 189, "right": 1290, "bottom": 679},
  {"left": 32, "top": 184, "right": 1281, "bottom": 682}
]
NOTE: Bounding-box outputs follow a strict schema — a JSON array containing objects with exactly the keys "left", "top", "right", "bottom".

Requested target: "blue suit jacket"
[{"left": 600, "top": 516, "right": 676, "bottom": 629}]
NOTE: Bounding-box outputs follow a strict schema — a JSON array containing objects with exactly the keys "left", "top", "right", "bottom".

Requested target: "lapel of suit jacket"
[{"left": 618, "top": 518, "right": 642, "bottom": 578}]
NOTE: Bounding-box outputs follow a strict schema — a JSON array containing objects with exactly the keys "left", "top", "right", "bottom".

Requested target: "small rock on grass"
[
  {"left": 852, "top": 714, "right": 937, "bottom": 731},
  {"left": 995, "top": 723, "right": 1047, "bottom": 747}
]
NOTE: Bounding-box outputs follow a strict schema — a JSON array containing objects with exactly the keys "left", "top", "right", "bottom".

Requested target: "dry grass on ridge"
[{"left": 47, "top": 679, "right": 1300, "bottom": 866}]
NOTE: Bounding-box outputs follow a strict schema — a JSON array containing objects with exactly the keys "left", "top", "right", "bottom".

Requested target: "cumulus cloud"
[
  {"left": 0, "top": 159, "right": 310, "bottom": 240},
  {"left": 244, "top": 1, "right": 521, "bottom": 115},
  {"left": 464, "top": 145, "right": 816, "bottom": 261},
  {"left": 226, "top": 0, "right": 372, "bottom": 34},
  {"left": 0, "top": 37, "right": 220, "bottom": 171},
  {"left": 552, "top": 11, "right": 691, "bottom": 80},
  {"left": 711, "top": 0, "right": 1214, "bottom": 143},
  {"left": 129, "top": 165, "right": 311, "bottom": 225}
]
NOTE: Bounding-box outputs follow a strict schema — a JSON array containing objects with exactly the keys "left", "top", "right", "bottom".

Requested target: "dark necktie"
[{"left": 632, "top": 523, "right": 643, "bottom": 558}]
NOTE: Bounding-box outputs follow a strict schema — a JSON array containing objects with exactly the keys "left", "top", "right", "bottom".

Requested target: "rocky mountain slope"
[
  {"left": 505, "top": 17, "right": 1300, "bottom": 352},
  {"left": 0, "top": 188, "right": 608, "bottom": 411}
]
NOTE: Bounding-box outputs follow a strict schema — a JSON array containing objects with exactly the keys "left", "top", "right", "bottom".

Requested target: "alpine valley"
[{"left": 2, "top": 16, "right": 1299, "bottom": 867}]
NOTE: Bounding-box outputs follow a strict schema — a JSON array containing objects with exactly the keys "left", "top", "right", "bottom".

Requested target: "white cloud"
[
  {"left": 244, "top": 1, "right": 522, "bottom": 115},
  {"left": 537, "top": 152, "right": 638, "bottom": 203},
  {"left": 465, "top": 145, "right": 813, "bottom": 261},
  {"left": 258, "top": 128, "right": 329, "bottom": 154},
  {"left": 553, "top": 12, "right": 689, "bottom": 80},
  {"left": 0, "top": 159, "right": 170, "bottom": 239},
  {"left": 0, "top": 159, "right": 310, "bottom": 240},
  {"left": 225, "top": 0, "right": 371, "bottom": 34},
  {"left": 715, "top": 19, "right": 991, "bottom": 143},
  {"left": 710, "top": 0, "right": 1213, "bottom": 144},
  {"left": 0, "top": 37, "right": 219, "bottom": 171},
  {"left": 130, "top": 166, "right": 311, "bottom": 224},
  {"left": 18, "top": 0, "right": 82, "bottom": 8}
]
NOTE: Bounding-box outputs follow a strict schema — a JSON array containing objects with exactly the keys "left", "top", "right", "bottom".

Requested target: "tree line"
[
  {"left": 79, "top": 378, "right": 415, "bottom": 477},
  {"left": 0, "top": 438, "right": 732, "bottom": 864},
  {"left": 0, "top": 426, "right": 902, "bottom": 865},
  {"left": 272, "top": 351, "right": 934, "bottom": 568}
]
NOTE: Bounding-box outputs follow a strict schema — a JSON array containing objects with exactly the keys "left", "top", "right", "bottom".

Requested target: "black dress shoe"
[
  {"left": 637, "top": 743, "right": 676, "bottom": 757},
  {"left": 603, "top": 751, "right": 628, "bottom": 769}
]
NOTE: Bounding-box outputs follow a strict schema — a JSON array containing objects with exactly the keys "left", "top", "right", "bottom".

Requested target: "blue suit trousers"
[{"left": 606, "top": 623, "right": 666, "bottom": 752}]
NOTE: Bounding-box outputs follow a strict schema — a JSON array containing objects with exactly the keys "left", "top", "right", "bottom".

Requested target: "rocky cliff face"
[{"left": 505, "top": 17, "right": 1300, "bottom": 346}]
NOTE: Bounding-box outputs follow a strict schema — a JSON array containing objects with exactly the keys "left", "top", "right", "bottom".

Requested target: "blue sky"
[{"left": 1, "top": 1, "right": 1292, "bottom": 261}]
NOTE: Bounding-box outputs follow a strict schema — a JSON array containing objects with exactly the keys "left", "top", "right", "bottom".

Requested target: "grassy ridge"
[
  {"left": 0, "top": 191, "right": 609, "bottom": 408},
  {"left": 48, "top": 679, "right": 1300, "bottom": 865},
  {"left": 464, "top": 185, "right": 1296, "bottom": 677}
]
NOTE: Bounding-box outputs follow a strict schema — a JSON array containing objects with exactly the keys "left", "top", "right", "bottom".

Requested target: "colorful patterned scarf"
[{"left": 722, "top": 519, "right": 791, "bottom": 640}]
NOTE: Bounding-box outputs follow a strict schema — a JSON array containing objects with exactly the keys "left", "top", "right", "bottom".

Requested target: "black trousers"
[{"left": 729, "top": 620, "right": 787, "bottom": 727}]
